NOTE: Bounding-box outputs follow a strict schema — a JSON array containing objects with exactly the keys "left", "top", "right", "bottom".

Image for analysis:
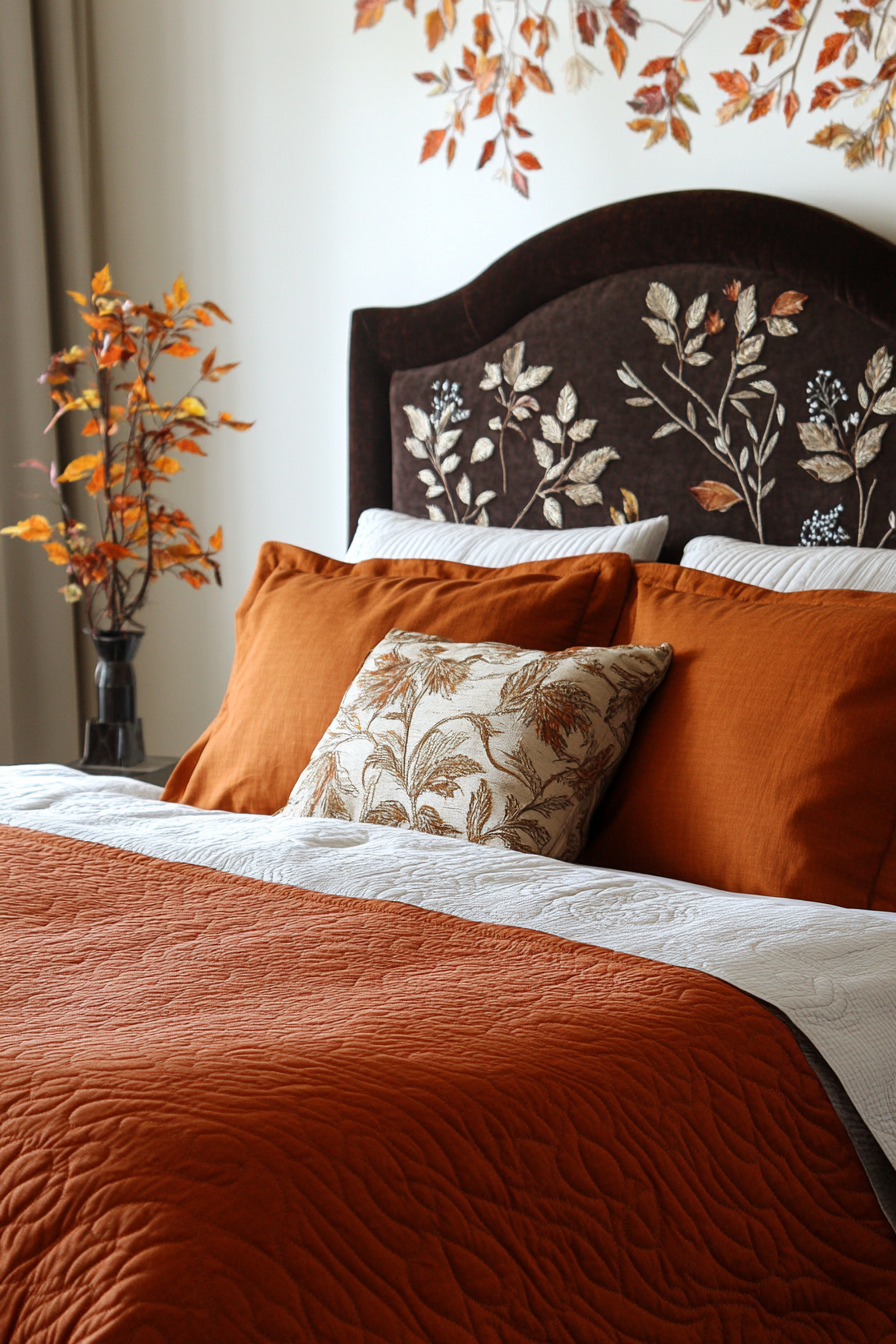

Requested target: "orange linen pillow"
[
  {"left": 579, "top": 564, "right": 896, "bottom": 911},
  {"left": 163, "top": 543, "right": 633, "bottom": 815}
]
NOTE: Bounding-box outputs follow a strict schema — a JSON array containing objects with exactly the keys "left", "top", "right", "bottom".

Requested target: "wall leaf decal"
[{"left": 355, "top": 0, "right": 896, "bottom": 189}]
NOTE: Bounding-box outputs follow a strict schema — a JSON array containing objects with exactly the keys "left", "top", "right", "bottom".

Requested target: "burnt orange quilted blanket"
[{"left": 1, "top": 825, "right": 894, "bottom": 1343}]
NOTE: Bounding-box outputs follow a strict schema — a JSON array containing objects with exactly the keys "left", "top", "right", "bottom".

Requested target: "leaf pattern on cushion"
[{"left": 284, "top": 631, "right": 672, "bottom": 861}]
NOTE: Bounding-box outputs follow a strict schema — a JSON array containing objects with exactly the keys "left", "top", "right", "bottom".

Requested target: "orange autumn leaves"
[
  {"left": 360, "top": 0, "right": 640, "bottom": 194},
  {"left": 355, "top": 0, "right": 896, "bottom": 188},
  {"left": 711, "top": 0, "right": 896, "bottom": 167},
  {"left": 1, "top": 267, "right": 251, "bottom": 631},
  {"left": 408, "top": 3, "right": 557, "bottom": 196}
]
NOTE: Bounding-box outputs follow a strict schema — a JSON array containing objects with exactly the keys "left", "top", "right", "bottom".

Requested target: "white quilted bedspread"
[{"left": 1, "top": 763, "right": 894, "bottom": 1173}]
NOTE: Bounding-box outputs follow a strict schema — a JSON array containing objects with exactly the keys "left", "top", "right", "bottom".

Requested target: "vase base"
[
  {"left": 81, "top": 717, "right": 146, "bottom": 769},
  {"left": 69, "top": 755, "right": 179, "bottom": 787}
]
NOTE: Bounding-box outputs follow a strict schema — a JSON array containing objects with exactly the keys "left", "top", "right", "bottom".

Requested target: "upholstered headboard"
[{"left": 348, "top": 190, "right": 896, "bottom": 559}]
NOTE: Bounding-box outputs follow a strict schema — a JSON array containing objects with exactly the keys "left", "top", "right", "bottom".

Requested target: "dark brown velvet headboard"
[{"left": 348, "top": 190, "right": 896, "bottom": 558}]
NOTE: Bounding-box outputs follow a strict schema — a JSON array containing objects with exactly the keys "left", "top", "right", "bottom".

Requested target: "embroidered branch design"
[
  {"left": 404, "top": 340, "right": 638, "bottom": 528},
  {"left": 476, "top": 340, "right": 552, "bottom": 492},
  {"left": 797, "top": 346, "right": 896, "bottom": 545},
  {"left": 512, "top": 382, "right": 630, "bottom": 529},
  {"left": 403, "top": 381, "right": 494, "bottom": 524},
  {"left": 618, "top": 279, "right": 807, "bottom": 542}
]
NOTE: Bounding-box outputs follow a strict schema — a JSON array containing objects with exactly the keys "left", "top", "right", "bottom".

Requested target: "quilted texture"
[
  {"left": 2, "top": 824, "right": 895, "bottom": 1343},
  {"left": 682, "top": 533, "right": 896, "bottom": 594}
]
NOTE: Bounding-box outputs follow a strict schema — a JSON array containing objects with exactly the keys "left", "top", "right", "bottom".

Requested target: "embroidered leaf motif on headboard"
[
  {"left": 390, "top": 266, "right": 896, "bottom": 550},
  {"left": 617, "top": 280, "right": 806, "bottom": 544},
  {"left": 402, "top": 341, "right": 638, "bottom": 529},
  {"left": 797, "top": 348, "right": 896, "bottom": 547}
]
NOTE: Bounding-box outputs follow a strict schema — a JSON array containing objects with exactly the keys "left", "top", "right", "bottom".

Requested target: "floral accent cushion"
[{"left": 283, "top": 629, "right": 672, "bottom": 861}]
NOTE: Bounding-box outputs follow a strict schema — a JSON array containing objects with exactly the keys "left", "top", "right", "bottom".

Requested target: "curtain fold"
[{"left": 0, "top": 0, "right": 97, "bottom": 763}]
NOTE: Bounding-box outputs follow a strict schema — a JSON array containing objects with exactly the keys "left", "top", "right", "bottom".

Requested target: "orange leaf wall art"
[{"left": 355, "top": 0, "right": 896, "bottom": 192}]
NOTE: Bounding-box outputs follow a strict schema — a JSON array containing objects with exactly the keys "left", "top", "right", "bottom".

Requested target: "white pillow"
[
  {"left": 346, "top": 509, "right": 668, "bottom": 566},
  {"left": 681, "top": 534, "right": 896, "bottom": 593}
]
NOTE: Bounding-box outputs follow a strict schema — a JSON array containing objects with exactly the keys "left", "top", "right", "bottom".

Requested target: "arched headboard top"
[{"left": 349, "top": 190, "right": 896, "bottom": 555}]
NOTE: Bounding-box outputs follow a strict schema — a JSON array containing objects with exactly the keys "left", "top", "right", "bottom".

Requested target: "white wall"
[{"left": 89, "top": 0, "right": 895, "bottom": 758}]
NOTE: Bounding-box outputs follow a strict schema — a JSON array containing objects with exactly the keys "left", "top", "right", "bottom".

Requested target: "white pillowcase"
[
  {"left": 346, "top": 508, "right": 669, "bottom": 567},
  {"left": 682, "top": 533, "right": 896, "bottom": 593}
]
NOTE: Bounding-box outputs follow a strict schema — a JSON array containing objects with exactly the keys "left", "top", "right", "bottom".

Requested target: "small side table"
[{"left": 68, "top": 756, "right": 179, "bottom": 788}]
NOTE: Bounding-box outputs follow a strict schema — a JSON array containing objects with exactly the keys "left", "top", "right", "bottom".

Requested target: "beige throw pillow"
[{"left": 283, "top": 629, "right": 672, "bottom": 860}]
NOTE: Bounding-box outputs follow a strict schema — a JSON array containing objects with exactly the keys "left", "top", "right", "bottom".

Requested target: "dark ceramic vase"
[{"left": 81, "top": 630, "right": 146, "bottom": 769}]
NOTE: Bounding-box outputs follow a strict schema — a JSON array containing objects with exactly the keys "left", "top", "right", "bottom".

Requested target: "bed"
[{"left": 2, "top": 189, "right": 895, "bottom": 1343}]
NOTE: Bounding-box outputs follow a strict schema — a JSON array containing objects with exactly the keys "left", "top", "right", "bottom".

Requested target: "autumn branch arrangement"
[
  {"left": 355, "top": 0, "right": 896, "bottom": 193},
  {"left": 2, "top": 268, "right": 251, "bottom": 634}
]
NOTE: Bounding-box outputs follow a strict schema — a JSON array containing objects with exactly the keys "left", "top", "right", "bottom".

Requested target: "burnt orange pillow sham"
[
  {"left": 579, "top": 564, "right": 896, "bottom": 911},
  {"left": 163, "top": 543, "right": 633, "bottom": 815}
]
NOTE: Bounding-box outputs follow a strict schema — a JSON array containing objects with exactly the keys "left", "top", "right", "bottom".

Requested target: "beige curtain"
[{"left": 0, "top": 0, "right": 98, "bottom": 763}]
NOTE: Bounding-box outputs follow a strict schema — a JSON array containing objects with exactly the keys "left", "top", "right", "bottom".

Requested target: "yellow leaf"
[
  {"left": 201, "top": 300, "right": 231, "bottom": 324},
  {"left": 91, "top": 264, "right": 112, "bottom": 296},
  {"left": 164, "top": 339, "right": 200, "bottom": 359},
  {"left": 172, "top": 274, "right": 190, "bottom": 308},
  {"left": 219, "top": 411, "right": 254, "bottom": 431},
  {"left": 154, "top": 455, "right": 182, "bottom": 475},
  {"left": 179, "top": 569, "right": 207, "bottom": 589},
  {"left": 56, "top": 453, "right": 103, "bottom": 483},
  {"left": 84, "top": 461, "right": 124, "bottom": 497},
  {"left": 67, "top": 291, "right": 88, "bottom": 307},
  {"left": 85, "top": 463, "right": 105, "bottom": 496},
  {"left": 1, "top": 514, "right": 53, "bottom": 542},
  {"left": 425, "top": 7, "right": 445, "bottom": 49},
  {"left": 209, "top": 525, "right": 223, "bottom": 552},
  {"left": 354, "top": 1, "right": 385, "bottom": 29},
  {"left": 158, "top": 541, "right": 202, "bottom": 566},
  {"left": 619, "top": 487, "right": 640, "bottom": 522},
  {"left": 96, "top": 540, "right": 139, "bottom": 561},
  {"left": 177, "top": 396, "right": 207, "bottom": 419},
  {"left": 43, "top": 542, "right": 70, "bottom": 565}
]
